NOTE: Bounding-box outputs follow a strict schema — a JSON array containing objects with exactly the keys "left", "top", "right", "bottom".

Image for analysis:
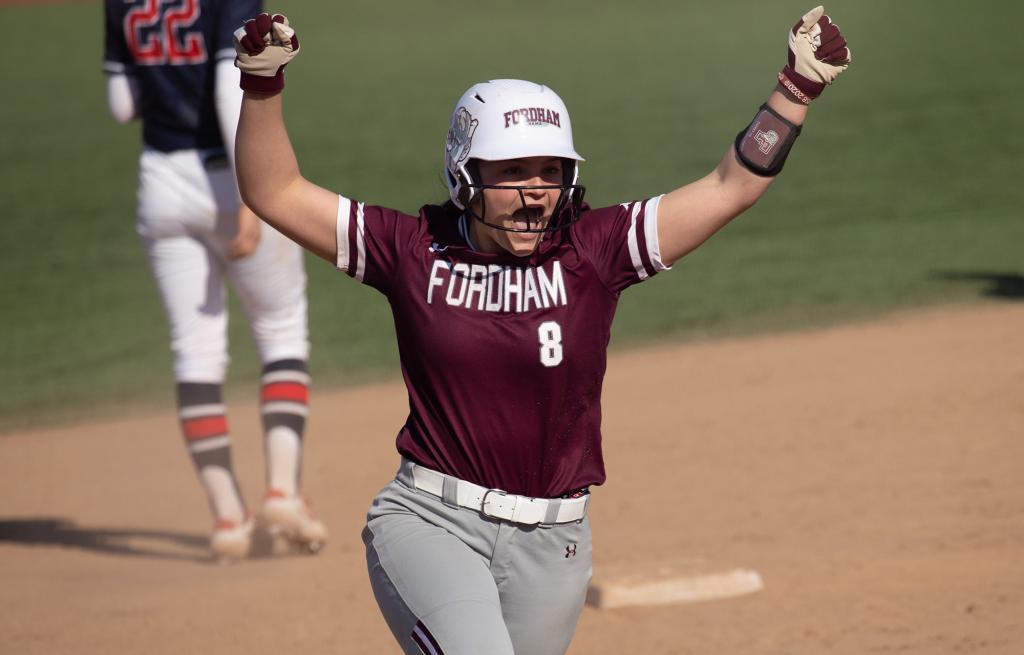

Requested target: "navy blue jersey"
[
  {"left": 103, "top": 0, "right": 260, "bottom": 152},
  {"left": 335, "top": 198, "right": 669, "bottom": 498}
]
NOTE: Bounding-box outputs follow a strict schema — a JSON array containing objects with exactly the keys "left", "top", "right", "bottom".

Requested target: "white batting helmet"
[{"left": 444, "top": 79, "right": 585, "bottom": 211}]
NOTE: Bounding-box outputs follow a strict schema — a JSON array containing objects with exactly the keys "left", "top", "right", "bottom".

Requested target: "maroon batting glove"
[
  {"left": 778, "top": 6, "right": 851, "bottom": 105},
  {"left": 233, "top": 13, "right": 301, "bottom": 95}
]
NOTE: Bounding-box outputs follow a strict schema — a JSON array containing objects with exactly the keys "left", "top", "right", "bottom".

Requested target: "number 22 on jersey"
[{"left": 124, "top": 0, "right": 206, "bottom": 65}]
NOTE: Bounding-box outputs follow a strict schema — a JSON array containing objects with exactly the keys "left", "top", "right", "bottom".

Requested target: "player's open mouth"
[
  {"left": 511, "top": 207, "right": 546, "bottom": 229},
  {"left": 510, "top": 230, "right": 540, "bottom": 242}
]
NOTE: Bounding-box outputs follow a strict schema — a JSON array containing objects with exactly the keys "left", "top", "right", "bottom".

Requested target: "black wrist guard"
[{"left": 734, "top": 103, "right": 802, "bottom": 177}]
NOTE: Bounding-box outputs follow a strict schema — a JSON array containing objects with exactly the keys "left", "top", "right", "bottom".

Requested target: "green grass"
[{"left": 1, "top": 0, "right": 1021, "bottom": 432}]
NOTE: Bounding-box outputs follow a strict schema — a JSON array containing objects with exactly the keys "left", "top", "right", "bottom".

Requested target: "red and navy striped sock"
[
  {"left": 260, "top": 359, "right": 310, "bottom": 497},
  {"left": 176, "top": 382, "right": 246, "bottom": 524}
]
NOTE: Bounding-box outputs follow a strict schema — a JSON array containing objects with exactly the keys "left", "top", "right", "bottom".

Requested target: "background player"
[
  {"left": 232, "top": 6, "right": 849, "bottom": 652},
  {"left": 102, "top": 0, "right": 326, "bottom": 560}
]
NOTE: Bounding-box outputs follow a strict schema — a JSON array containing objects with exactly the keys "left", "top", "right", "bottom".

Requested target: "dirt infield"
[{"left": 2, "top": 303, "right": 1022, "bottom": 654}]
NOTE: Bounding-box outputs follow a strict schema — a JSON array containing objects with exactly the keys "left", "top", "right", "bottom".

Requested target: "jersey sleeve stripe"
[
  {"left": 335, "top": 195, "right": 352, "bottom": 272},
  {"left": 346, "top": 204, "right": 360, "bottom": 277},
  {"left": 354, "top": 202, "right": 367, "bottom": 283},
  {"left": 626, "top": 201, "right": 650, "bottom": 281},
  {"left": 102, "top": 61, "right": 127, "bottom": 74},
  {"left": 214, "top": 47, "right": 236, "bottom": 61},
  {"left": 643, "top": 195, "right": 670, "bottom": 272},
  {"left": 634, "top": 202, "right": 655, "bottom": 276}
]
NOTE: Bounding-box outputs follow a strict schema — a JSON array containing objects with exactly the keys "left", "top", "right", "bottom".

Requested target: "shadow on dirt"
[
  {"left": 0, "top": 517, "right": 308, "bottom": 562},
  {"left": 933, "top": 271, "right": 1024, "bottom": 300},
  {"left": 0, "top": 517, "right": 210, "bottom": 562}
]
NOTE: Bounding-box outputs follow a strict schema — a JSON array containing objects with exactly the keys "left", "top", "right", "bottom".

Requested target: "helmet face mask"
[
  {"left": 444, "top": 79, "right": 586, "bottom": 236},
  {"left": 465, "top": 179, "right": 587, "bottom": 234}
]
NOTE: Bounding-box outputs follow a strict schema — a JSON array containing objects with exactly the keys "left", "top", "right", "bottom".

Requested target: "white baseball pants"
[{"left": 136, "top": 146, "right": 309, "bottom": 382}]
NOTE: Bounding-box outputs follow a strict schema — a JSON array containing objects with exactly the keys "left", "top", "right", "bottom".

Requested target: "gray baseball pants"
[{"left": 362, "top": 459, "right": 593, "bottom": 655}]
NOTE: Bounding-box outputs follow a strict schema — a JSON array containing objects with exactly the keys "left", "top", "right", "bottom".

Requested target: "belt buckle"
[{"left": 480, "top": 488, "right": 515, "bottom": 522}]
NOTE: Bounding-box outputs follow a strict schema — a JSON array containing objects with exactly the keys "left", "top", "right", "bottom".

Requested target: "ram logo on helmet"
[{"left": 446, "top": 107, "right": 479, "bottom": 175}]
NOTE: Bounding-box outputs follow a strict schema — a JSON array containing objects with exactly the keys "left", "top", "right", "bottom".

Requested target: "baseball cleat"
[
  {"left": 210, "top": 516, "right": 254, "bottom": 562},
  {"left": 259, "top": 489, "right": 328, "bottom": 554}
]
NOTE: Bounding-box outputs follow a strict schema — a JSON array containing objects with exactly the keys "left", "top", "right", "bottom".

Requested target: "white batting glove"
[
  {"left": 778, "top": 6, "right": 852, "bottom": 105},
  {"left": 233, "top": 13, "right": 300, "bottom": 95}
]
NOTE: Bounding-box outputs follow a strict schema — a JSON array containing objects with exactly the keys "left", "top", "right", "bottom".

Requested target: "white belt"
[{"left": 409, "top": 463, "right": 589, "bottom": 526}]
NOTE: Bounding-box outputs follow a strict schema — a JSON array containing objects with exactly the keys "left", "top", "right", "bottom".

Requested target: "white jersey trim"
[
  {"left": 626, "top": 201, "right": 648, "bottom": 280},
  {"left": 336, "top": 195, "right": 367, "bottom": 282},
  {"left": 625, "top": 196, "right": 670, "bottom": 280},
  {"left": 645, "top": 195, "right": 670, "bottom": 272},
  {"left": 336, "top": 195, "right": 352, "bottom": 271},
  {"left": 354, "top": 202, "right": 367, "bottom": 282}
]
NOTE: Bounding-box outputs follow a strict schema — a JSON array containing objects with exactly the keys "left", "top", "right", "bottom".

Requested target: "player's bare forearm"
[
  {"left": 765, "top": 86, "right": 808, "bottom": 126},
  {"left": 236, "top": 92, "right": 338, "bottom": 262},
  {"left": 656, "top": 89, "right": 801, "bottom": 266},
  {"left": 655, "top": 6, "right": 849, "bottom": 267},
  {"left": 236, "top": 92, "right": 298, "bottom": 206},
  {"left": 655, "top": 153, "right": 766, "bottom": 267}
]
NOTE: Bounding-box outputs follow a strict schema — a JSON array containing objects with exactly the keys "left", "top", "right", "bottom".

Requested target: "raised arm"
[
  {"left": 656, "top": 6, "right": 851, "bottom": 266},
  {"left": 233, "top": 14, "right": 339, "bottom": 263}
]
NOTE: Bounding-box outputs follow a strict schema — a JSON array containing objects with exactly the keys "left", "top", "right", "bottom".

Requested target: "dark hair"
[{"left": 439, "top": 200, "right": 462, "bottom": 218}]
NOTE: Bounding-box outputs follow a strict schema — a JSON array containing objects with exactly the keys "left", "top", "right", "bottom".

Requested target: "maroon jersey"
[{"left": 336, "top": 196, "right": 668, "bottom": 498}]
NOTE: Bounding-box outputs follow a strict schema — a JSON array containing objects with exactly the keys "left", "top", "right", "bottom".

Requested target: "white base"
[{"left": 586, "top": 559, "right": 764, "bottom": 609}]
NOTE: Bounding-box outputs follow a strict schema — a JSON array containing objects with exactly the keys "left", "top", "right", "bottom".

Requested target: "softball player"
[
  {"left": 102, "top": 0, "right": 326, "bottom": 560},
  {"left": 233, "top": 6, "right": 850, "bottom": 652}
]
